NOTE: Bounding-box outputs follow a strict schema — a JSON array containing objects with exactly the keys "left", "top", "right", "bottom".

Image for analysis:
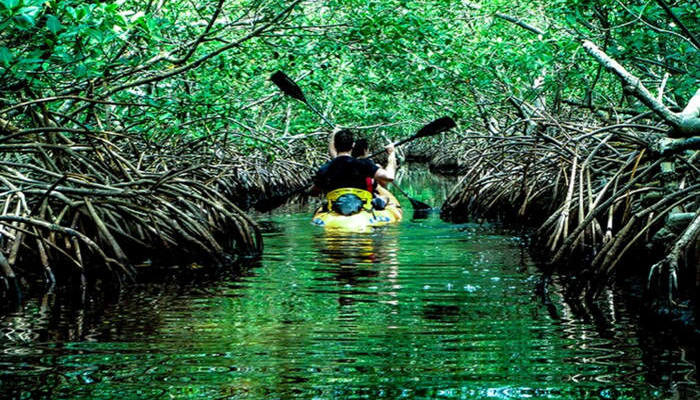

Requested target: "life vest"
[
  {"left": 326, "top": 188, "right": 373, "bottom": 215},
  {"left": 365, "top": 177, "right": 376, "bottom": 193}
]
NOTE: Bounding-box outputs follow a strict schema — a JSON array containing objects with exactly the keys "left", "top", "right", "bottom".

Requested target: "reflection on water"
[{"left": 0, "top": 169, "right": 698, "bottom": 399}]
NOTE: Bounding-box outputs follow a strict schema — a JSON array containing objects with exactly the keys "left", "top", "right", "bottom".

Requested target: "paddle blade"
[
  {"left": 392, "top": 183, "right": 432, "bottom": 210},
  {"left": 407, "top": 196, "right": 432, "bottom": 211},
  {"left": 270, "top": 71, "right": 307, "bottom": 102},
  {"left": 415, "top": 116, "right": 456, "bottom": 138},
  {"left": 368, "top": 116, "right": 456, "bottom": 159}
]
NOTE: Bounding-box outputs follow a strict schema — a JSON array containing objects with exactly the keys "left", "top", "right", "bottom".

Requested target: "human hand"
[{"left": 385, "top": 143, "right": 395, "bottom": 155}]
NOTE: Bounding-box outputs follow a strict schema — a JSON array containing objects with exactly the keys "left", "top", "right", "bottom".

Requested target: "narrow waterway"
[{"left": 0, "top": 170, "right": 697, "bottom": 399}]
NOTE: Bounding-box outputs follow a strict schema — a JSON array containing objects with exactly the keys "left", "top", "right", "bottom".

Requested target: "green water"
[{"left": 0, "top": 173, "right": 697, "bottom": 399}]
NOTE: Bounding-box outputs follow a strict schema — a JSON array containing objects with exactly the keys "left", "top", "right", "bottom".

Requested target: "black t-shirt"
[{"left": 314, "top": 155, "right": 379, "bottom": 192}]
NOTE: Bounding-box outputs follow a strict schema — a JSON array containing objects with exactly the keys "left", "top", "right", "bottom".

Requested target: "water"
[{"left": 0, "top": 172, "right": 697, "bottom": 399}]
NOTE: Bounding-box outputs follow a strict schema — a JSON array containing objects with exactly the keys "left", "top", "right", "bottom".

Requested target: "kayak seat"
[{"left": 327, "top": 188, "right": 373, "bottom": 215}]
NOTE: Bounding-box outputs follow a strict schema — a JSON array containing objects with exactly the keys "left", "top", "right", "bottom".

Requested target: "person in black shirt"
[
  {"left": 350, "top": 138, "right": 389, "bottom": 210},
  {"left": 314, "top": 129, "right": 396, "bottom": 214}
]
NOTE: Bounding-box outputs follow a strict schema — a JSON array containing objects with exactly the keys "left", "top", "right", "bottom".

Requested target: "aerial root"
[
  {"left": 438, "top": 114, "right": 698, "bottom": 306},
  {"left": 0, "top": 126, "right": 316, "bottom": 289}
]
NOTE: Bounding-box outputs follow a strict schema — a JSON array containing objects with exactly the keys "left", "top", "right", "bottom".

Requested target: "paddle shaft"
[
  {"left": 367, "top": 133, "right": 423, "bottom": 159},
  {"left": 305, "top": 101, "right": 335, "bottom": 129},
  {"left": 270, "top": 71, "right": 452, "bottom": 209}
]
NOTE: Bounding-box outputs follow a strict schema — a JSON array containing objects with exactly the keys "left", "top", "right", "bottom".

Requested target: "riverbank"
[
  {"left": 0, "top": 129, "right": 323, "bottom": 302},
  {"left": 406, "top": 127, "right": 699, "bottom": 337}
]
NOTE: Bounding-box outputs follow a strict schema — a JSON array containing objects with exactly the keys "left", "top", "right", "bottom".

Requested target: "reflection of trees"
[
  {"left": 395, "top": 164, "right": 458, "bottom": 208},
  {"left": 0, "top": 276, "right": 237, "bottom": 398},
  {"left": 3, "top": 210, "right": 697, "bottom": 398},
  {"left": 313, "top": 231, "right": 400, "bottom": 309}
]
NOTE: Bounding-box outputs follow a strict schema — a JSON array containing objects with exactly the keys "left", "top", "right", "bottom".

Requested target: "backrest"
[{"left": 326, "top": 188, "right": 373, "bottom": 210}]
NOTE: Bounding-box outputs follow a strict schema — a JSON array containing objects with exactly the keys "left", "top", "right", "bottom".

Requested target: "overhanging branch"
[
  {"left": 582, "top": 40, "right": 700, "bottom": 137},
  {"left": 464, "top": 3, "right": 545, "bottom": 36},
  {"left": 102, "top": 0, "right": 303, "bottom": 98},
  {"left": 653, "top": 0, "right": 700, "bottom": 50}
]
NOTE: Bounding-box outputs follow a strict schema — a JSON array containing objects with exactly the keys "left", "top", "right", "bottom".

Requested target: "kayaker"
[
  {"left": 314, "top": 129, "right": 396, "bottom": 215},
  {"left": 350, "top": 138, "right": 370, "bottom": 159},
  {"left": 351, "top": 138, "right": 388, "bottom": 210}
]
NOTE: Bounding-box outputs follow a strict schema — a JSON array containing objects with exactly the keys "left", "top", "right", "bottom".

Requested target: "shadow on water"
[{"left": 409, "top": 208, "right": 434, "bottom": 221}]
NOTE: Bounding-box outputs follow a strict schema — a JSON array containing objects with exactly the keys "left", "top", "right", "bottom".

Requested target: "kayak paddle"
[
  {"left": 391, "top": 183, "right": 432, "bottom": 211},
  {"left": 253, "top": 117, "right": 455, "bottom": 211},
  {"left": 366, "top": 117, "right": 455, "bottom": 211},
  {"left": 269, "top": 71, "right": 455, "bottom": 211},
  {"left": 367, "top": 117, "right": 456, "bottom": 159},
  {"left": 270, "top": 71, "right": 335, "bottom": 129}
]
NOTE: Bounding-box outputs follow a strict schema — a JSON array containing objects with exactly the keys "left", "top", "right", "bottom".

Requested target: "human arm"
[
  {"left": 373, "top": 143, "right": 396, "bottom": 187},
  {"left": 328, "top": 130, "right": 337, "bottom": 158}
]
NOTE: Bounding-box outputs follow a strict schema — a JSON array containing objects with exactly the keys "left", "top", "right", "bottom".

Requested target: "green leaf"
[
  {"left": 54, "top": 47, "right": 71, "bottom": 62},
  {"left": 65, "top": 6, "right": 76, "bottom": 20},
  {"left": 75, "top": 6, "right": 88, "bottom": 21},
  {"left": 146, "top": 17, "right": 159, "bottom": 36},
  {"left": 46, "top": 14, "right": 63, "bottom": 33},
  {"left": 0, "top": 0, "right": 19, "bottom": 11},
  {"left": 130, "top": 11, "right": 145, "bottom": 23},
  {"left": 74, "top": 63, "right": 87, "bottom": 77},
  {"left": 86, "top": 27, "right": 104, "bottom": 42},
  {"left": 0, "top": 46, "right": 13, "bottom": 66},
  {"left": 14, "top": 13, "right": 36, "bottom": 29}
]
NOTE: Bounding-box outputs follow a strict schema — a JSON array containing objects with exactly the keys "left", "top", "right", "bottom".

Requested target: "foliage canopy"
[{"left": 1, "top": 0, "right": 697, "bottom": 153}]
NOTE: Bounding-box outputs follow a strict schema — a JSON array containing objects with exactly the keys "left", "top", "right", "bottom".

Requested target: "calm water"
[{"left": 0, "top": 173, "right": 697, "bottom": 399}]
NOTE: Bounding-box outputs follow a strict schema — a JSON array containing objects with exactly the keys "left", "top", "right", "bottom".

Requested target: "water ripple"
[{"left": 0, "top": 211, "right": 696, "bottom": 399}]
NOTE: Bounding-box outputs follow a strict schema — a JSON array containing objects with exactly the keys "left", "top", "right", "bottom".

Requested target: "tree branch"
[
  {"left": 659, "top": 137, "right": 700, "bottom": 155},
  {"left": 0, "top": 117, "right": 20, "bottom": 135},
  {"left": 653, "top": 0, "right": 700, "bottom": 50},
  {"left": 582, "top": 40, "right": 700, "bottom": 137},
  {"left": 464, "top": 3, "right": 545, "bottom": 36},
  {"left": 101, "top": 0, "right": 303, "bottom": 98},
  {"left": 0, "top": 96, "right": 151, "bottom": 115},
  {"left": 177, "top": 0, "right": 227, "bottom": 64}
]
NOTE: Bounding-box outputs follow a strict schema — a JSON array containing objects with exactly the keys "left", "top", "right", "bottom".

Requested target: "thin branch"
[
  {"left": 0, "top": 96, "right": 153, "bottom": 115},
  {"left": 177, "top": 0, "right": 227, "bottom": 64},
  {"left": 101, "top": 1, "right": 303, "bottom": 99},
  {"left": 653, "top": 0, "right": 700, "bottom": 50},
  {"left": 464, "top": 3, "right": 545, "bottom": 36}
]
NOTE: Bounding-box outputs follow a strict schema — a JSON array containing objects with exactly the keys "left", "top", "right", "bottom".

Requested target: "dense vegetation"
[{"left": 1, "top": 1, "right": 698, "bottom": 319}]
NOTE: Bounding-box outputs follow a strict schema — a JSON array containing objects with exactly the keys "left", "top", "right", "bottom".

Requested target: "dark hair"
[
  {"left": 334, "top": 129, "right": 354, "bottom": 152},
  {"left": 351, "top": 138, "right": 369, "bottom": 158}
]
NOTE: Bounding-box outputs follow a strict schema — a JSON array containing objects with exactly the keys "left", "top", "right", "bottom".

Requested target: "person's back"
[
  {"left": 314, "top": 129, "right": 396, "bottom": 214},
  {"left": 315, "top": 155, "right": 378, "bottom": 192}
]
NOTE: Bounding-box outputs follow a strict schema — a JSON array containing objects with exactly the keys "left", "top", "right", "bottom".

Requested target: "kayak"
[{"left": 311, "top": 186, "right": 402, "bottom": 232}]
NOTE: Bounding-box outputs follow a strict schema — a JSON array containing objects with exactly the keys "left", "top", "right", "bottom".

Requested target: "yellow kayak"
[{"left": 311, "top": 186, "right": 402, "bottom": 232}]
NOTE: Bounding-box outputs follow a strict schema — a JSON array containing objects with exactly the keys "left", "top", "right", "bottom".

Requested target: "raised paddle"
[
  {"left": 253, "top": 116, "right": 456, "bottom": 211},
  {"left": 363, "top": 117, "right": 455, "bottom": 211},
  {"left": 268, "top": 71, "right": 455, "bottom": 211},
  {"left": 270, "top": 71, "right": 335, "bottom": 129},
  {"left": 366, "top": 117, "right": 456, "bottom": 159}
]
